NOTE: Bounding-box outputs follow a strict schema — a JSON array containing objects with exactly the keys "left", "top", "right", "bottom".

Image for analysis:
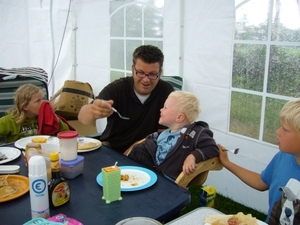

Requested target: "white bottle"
[{"left": 28, "top": 155, "right": 50, "bottom": 219}]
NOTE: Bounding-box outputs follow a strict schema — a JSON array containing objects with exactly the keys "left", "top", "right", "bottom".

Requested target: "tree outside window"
[{"left": 230, "top": 0, "right": 300, "bottom": 144}]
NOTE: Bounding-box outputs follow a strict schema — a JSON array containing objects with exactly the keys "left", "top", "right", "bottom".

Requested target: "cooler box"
[{"left": 60, "top": 156, "right": 84, "bottom": 179}]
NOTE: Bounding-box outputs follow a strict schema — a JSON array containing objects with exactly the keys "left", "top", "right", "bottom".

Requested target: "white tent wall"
[
  {"left": 0, "top": 0, "right": 281, "bottom": 214},
  {"left": 0, "top": 0, "right": 73, "bottom": 95},
  {"left": 0, "top": 1, "right": 30, "bottom": 67},
  {"left": 72, "top": 0, "right": 110, "bottom": 96},
  {"left": 0, "top": 0, "right": 109, "bottom": 97},
  {"left": 179, "top": 0, "right": 274, "bottom": 214}
]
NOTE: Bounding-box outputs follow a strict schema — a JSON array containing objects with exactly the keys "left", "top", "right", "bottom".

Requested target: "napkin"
[{"left": 38, "top": 101, "right": 75, "bottom": 135}]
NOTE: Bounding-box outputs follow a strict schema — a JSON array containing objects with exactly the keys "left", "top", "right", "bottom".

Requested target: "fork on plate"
[
  {"left": 222, "top": 148, "right": 239, "bottom": 154},
  {"left": 0, "top": 151, "right": 7, "bottom": 160}
]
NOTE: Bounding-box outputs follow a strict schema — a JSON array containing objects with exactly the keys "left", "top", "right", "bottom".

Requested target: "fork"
[
  {"left": 222, "top": 148, "right": 239, "bottom": 154},
  {"left": 101, "top": 99, "right": 130, "bottom": 120},
  {"left": 0, "top": 151, "right": 7, "bottom": 160},
  {"left": 111, "top": 107, "right": 130, "bottom": 120}
]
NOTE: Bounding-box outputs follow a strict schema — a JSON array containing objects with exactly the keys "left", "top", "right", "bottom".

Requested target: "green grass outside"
[
  {"left": 180, "top": 186, "right": 267, "bottom": 222},
  {"left": 230, "top": 92, "right": 287, "bottom": 145}
]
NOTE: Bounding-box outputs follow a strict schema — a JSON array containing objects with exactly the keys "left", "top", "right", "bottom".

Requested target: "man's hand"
[
  {"left": 78, "top": 99, "right": 114, "bottom": 125},
  {"left": 91, "top": 99, "right": 114, "bottom": 119}
]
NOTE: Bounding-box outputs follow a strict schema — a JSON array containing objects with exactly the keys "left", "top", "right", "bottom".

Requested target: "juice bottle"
[
  {"left": 48, "top": 152, "right": 70, "bottom": 208},
  {"left": 25, "top": 143, "right": 42, "bottom": 167}
]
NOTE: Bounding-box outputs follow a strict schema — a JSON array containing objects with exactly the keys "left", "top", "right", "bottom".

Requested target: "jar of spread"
[{"left": 25, "top": 143, "right": 42, "bottom": 167}]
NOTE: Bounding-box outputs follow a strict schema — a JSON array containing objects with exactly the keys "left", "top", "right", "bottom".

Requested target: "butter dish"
[{"left": 0, "top": 165, "right": 20, "bottom": 174}]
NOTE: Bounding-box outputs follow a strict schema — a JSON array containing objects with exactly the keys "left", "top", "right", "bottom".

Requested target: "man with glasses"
[{"left": 78, "top": 45, "right": 174, "bottom": 153}]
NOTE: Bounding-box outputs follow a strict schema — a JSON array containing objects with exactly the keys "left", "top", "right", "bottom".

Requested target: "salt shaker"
[{"left": 28, "top": 155, "right": 50, "bottom": 219}]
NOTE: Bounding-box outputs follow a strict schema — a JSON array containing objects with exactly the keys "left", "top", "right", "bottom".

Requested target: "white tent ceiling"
[{"left": 1, "top": 0, "right": 286, "bottom": 214}]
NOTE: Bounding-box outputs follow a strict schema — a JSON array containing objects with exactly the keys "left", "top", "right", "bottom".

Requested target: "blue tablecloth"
[{"left": 0, "top": 143, "right": 190, "bottom": 225}]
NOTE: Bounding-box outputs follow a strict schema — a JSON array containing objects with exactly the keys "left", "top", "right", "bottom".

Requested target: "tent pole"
[{"left": 179, "top": 0, "right": 184, "bottom": 79}]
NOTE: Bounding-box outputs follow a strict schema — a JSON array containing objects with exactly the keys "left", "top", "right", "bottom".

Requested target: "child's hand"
[
  {"left": 217, "top": 144, "right": 230, "bottom": 164},
  {"left": 182, "top": 154, "right": 196, "bottom": 175}
]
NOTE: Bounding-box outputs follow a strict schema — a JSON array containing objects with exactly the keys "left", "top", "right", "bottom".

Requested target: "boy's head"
[
  {"left": 160, "top": 91, "right": 200, "bottom": 126},
  {"left": 280, "top": 98, "right": 300, "bottom": 134}
]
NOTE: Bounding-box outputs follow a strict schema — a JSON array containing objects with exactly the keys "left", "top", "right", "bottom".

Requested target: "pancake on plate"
[
  {"left": 0, "top": 175, "right": 19, "bottom": 199},
  {"left": 0, "top": 175, "right": 9, "bottom": 186},
  {"left": 204, "top": 212, "right": 258, "bottom": 225},
  {"left": 78, "top": 141, "right": 101, "bottom": 150}
]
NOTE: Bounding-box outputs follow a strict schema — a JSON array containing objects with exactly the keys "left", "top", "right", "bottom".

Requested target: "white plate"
[
  {"left": 204, "top": 221, "right": 266, "bottom": 225},
  {"left": 0, "top": 147, "right": 21, "bottom": 164},
  {"left": 77, "top": 137, "right": 101, "bottom": 153},
  {"left": 120, "top": 168, "right": 151, "bottom": 189},
  {"left": 116, "top": 217, "right": 162, "bottom": 225},
  {"left": 14, "top": 135, "right": 59, "bottom": 149},
  {"left": 96, "top": 166, "right": 157, "bottom": 191}
]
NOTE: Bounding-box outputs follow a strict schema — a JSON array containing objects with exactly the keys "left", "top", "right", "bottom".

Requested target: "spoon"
[{"left": 113, "top": 161, "right": 118, "bottom": 168}]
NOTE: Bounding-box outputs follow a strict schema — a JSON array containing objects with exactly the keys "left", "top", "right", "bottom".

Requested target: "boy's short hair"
[
  {"left": 280, "top": 98, "right": 300, "bottom": 134},
  {"left": 132, "top": 45, "right": 164, "bottom": 69},
  {"left": 169, "top": 91, "right": 201, "bottom": 123}
]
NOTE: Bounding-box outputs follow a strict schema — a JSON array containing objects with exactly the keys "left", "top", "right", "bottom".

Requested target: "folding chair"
[
  {"left": 160, "top": 76, "right": 183, "bottom": 90},
  {"left": 0, "top": 67, "right": 49, "bottom": 118}
]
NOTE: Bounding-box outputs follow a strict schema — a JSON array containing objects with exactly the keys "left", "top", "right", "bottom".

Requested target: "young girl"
[{"left": 0, "top": 84, "right": 70, "bottom": 143}]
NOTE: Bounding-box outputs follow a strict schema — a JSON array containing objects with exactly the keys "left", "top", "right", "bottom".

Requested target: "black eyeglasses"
[{"left": 133, "top": 66, "right": 160, "bottom": 80}]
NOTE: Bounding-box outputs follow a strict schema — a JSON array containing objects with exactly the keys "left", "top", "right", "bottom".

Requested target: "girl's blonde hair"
[
  {"left": 7, "top": 84, "right": 43, "bottom": 124},
  {"left": 169, "top": 91, "right": 201, "bottom": 123},
  {"left": 280, "top": 98, "right": 300, "bottom": 134}
]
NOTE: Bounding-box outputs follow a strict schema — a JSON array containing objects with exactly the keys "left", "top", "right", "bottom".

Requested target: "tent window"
[
  {"left": 110, "top": 0, "right": 164, "bottom": 82},
  {"left": 230, "top": 0, "right": 300, "bottom": 144}
]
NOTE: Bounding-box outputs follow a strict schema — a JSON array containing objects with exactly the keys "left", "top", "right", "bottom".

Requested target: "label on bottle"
[
  {"left": 51, "top": 160, "right": 61, "bottom": 172},
  {"left": 30, "top": 178, "right": 50, "bottom": 218},
  {"left": 51, "top": 182, "right": 70, "bottom": 207}
]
